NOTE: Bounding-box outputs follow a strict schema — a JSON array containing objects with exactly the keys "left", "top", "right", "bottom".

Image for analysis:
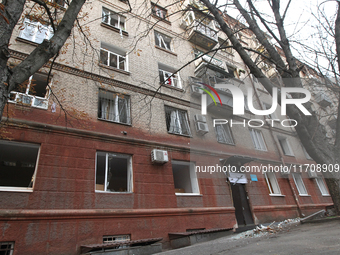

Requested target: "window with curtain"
[
  {"left": 164, "top": 106, "right": 191, "bottom": 136},
  {"left": 98, "top": 90, "right": 130, "bottom": 125}
]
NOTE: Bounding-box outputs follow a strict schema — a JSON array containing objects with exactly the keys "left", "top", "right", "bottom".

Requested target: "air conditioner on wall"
[
  {"left": 194, "top": 114, "right": 206, "bottom": 123},
  {"left": 191, "top": 84, "right": 203, "bottom": 96},
  {"left": 151, "top": 149, "right": 169, "bottom": 164},
  {"left": 196, "top": 121, "right": 209, "bottom": 135}
]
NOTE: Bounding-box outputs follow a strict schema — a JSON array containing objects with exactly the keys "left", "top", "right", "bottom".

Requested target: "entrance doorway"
[{"left": 231, "top": 183, "right": 254, "bottom": 226}]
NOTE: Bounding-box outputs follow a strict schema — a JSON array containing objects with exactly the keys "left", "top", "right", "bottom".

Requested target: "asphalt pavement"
[{"left": 157, "top": 220, "right": 340, "bottom": 255}]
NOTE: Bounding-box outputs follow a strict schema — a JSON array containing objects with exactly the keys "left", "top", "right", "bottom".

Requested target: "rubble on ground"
[{"left": 231, "top": 218, "right": 300, "bottom": 239}]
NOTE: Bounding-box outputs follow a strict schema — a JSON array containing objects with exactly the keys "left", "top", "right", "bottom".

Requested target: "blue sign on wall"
[{"left": 250, "top": 174, "right": 258, "bottom": 181}]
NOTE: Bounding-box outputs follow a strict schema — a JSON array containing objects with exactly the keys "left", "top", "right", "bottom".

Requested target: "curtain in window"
[
  {"left": 100, "top": 98, "right": 115, "bottom": 121},
  {"left": 178, "top": 111, "right": 190, "bottom": 135},
  {"left": 118, "top": 97, "right": 129, "bottom": 124},
  {"left": 169, "top": 110, "right": 181, "bottom": 134}
]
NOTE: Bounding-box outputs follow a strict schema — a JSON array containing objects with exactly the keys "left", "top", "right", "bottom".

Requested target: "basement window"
[
  {"left": 172, "top": 161, "right": 199, "bottom": 195},
  {"left": 103, "top": 235, "right": 130, "bottom": 244},
  {"left": 95, "top": 152, "right": 132, "bottom": 193},
  {"left": 9, "top": 73, "right": 51, "bottom": 109},
  {"left": 0, "top": 140, "right": 39, "bottom": 192},
  {"left": 0, "top": 242, "right": 14, "bottom": 255}
]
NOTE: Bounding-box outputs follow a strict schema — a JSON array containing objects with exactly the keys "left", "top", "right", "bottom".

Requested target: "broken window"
[
  {"left": 172, "top": 161, "right": 199, "bottom": 194},
  {"left": 316, "top": 177, "right": 329, "bottom": 196},
  {"left": 19, "top": 18, "right": 53, "bottom": 44},
  {"left": 100, "top": 42, "right": 127, "bottom": 71},
  {"left": 158, "top": 63, "right": 181, "bottom": 88},
  {"left": 278, "top": 137, "right": 294, "bottom": 156},
  {"left": 95, "top": 152, "right": 132, "bottom": 193},
  {"left": 9, "top": 73, "right": 51, "bottom": 109},
  {"left": 164, "top": 106, "right": 191, "bottom": 136},
  {"left": 98, "top": 90, "right": 131, "bottom": 125},
  {"left": 0, "top": 140, "right": 39, "bottom": 191},
  {"left": 154, "top": 31, "right": 172, "bottom": 51},
  {"left": 102, "top": 8, "right": 126, "bottom": 30},
  {"left": 151, "top": 3, "right": 168, "bottom": 20},
  {"left": 249, "top": 129, "right": 267, "bottom": 151},
  {"left": 264, "top": 172, "right": 281, "bottom": 195},
  {"left": 292, "top": 173, "right": 308, "bottom": 195},
  {"left": 215, "top": 122, "right": 234, "bottom": 145},
  {"left": 0, "top": 242, "right": 14, "bottom": 255}
]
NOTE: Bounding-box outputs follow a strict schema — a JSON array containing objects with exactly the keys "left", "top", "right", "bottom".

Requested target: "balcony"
[
  {"left": 314, "top": 92, "right": 332, "bottom": 108},
  {"left": 187, "top": 21, "right": 218, "bottom": 50}
]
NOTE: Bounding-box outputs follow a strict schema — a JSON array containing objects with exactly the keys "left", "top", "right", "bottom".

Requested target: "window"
[
  {"left": 0, "top": 242, "right": 14, "bottom": 255},
  {"left": 151, "top": 3, "right": 168, "bottom": 20},
  {"left": 9, "top": 73, "right": 50, "bottom": 109},
  {"left": 0, "top": 141, "right": 39, "bottom": 191},
  {"left": 316, "top": 177, "right": 329, "bottom": 195},
  {"left": 278, "top": 137, "right": 294, "bottom": 156},
  {"left": 158, "top": 63, "right": 182, "bottom": 88},
  {"left": 154, "top": 31, "right": 172, "bottom": 51},
  {"left": 103, "top": 235, "right": 130, "bottom": 244},
  {"left": 215, "top": 123, "right": 234, "bottom": 145},
  {"left": 249, "top": 129, "right": 267, "bottom": 151},
  {"left": 95, "top": 152, "right": 132, "bottom": 193},
  {"left": 102, "top": 8, "right": 126, "bottom": 30},
  {"left": 292, "top": 173, "right": 308, "bottom": 195},
  {"left": 164, "top": 106, "right": 191, "bottom": 136},
  {"left": 218, "top": 38, "right": 232, "bottom": 54},
  {"left": 98, "top": 90, "right": 130, "bottom": 125},
  {"left": 264, "top": 172, "right": 281, "bottom": 195},
  {"left": 19, "top": 18, "right": 53, "bottom": 44},
  {"left": 100, "top": 42, "right": 128, "bottom": 71},
  {"left": 263, "top": 103, "right": 278, "bottom": 119},
  {"left": 172, "top": 161, "right": 199, "bottom": 194}
]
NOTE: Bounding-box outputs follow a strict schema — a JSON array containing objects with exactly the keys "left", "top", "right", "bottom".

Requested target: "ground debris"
[{"left": 231, "top": 218, "right": 300, "bottom": 239}]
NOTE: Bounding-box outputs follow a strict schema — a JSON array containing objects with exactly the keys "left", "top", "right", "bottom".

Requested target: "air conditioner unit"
[
  {"left": 308, "top": 170, "right": 318, "bottom": 179},
  {"left": 196, "top": 121, "right": 209, "bottom": 135},
  {"left": 191, "top": 84, "right": 203, "bottom": 96},
  {"left": 151, "top": 149, "right": 169, "bottom": 164},
  {"left": 194, "top": 114, "right": 206, "bottom": 123}
]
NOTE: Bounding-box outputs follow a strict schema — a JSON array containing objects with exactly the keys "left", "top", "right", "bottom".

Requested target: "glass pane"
[
  {"left": 29, "top": 73, "right": 48, "bottom": 97},
  {"left": 110, "top": 13, "right": 119, "bottom": 27},
  {"left": 118, "top": 56, "right": 125, "bottom": 70},
  {"left": 100, "top": 50, "right": 108, "bottom": 65},
  {"left": 96, "top": 152, "right": 106, "bottom": 191},
  {"left": 109, "top": 53, "right": 117, "bottom": 68},
  {"left": 35, "top": 25, "right": 48, "bottom": 44},
  {"left": 102, "top": 9, "right": 109, "bottom": 23},
  {"left": 107, "top": 155, "right": 128, "bottom": 192}
]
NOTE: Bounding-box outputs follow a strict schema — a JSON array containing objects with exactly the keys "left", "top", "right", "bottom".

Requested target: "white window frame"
[
  {"left": 172, "top": 161, "right": 200, "bottom": 195},
  {"left": 164, "top": 106, "right": 191, "bottom": 136},
  {"left": 316, "top": 177, "right": 329, "bottom": 196},
  {"left": 249, "top": 129, "right": 267, "bottom": 151},
  {"left": 19, "top": 18, "right": 53, "bottom": 44},
  {"left": 9, "top": 73, "right": 51, "bottom": 109},
  {"left": 159, "top": 69, "right": 182, "bottom": 88},
  {"left": 278, "top": 137, "right": 294, "bottom": 156},
  {"left": 292, "top": 173, "right": 308, "bottom": 195},
  {"left": 215, "top": 123, "right": 234, "bottom": 145},
  {"left": 95, "top": 152, "right": 133, "bottom": 193},
  {"left": 0, "top": 242, "right": 14, "bottom": 255},
  {"left": 100, "top": 44, "right": 128, "bottom": 72},
  {"left": 102, "top": 7, "right": 126, "bottom": 31},
  {"left": 264, "top": 172, "right": 281, "bottom": 195},
  {"left": 154, "top": 31, "right": 172, "bottom": 51},
  {"left": 0, "top": 140, "right": 40, "bottom": 192},
  {"left": 98, "top": 90, "right": 131, "bottom": 125}
]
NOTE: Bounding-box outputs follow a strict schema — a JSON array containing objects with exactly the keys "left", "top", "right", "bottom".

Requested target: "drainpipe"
[{"left": 246, "top": 68, "right": 303, "bottom": 218}]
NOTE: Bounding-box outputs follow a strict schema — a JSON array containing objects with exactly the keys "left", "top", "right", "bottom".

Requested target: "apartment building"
[{"left": 0, "top": 0, "right": 333, "bottom": 254}]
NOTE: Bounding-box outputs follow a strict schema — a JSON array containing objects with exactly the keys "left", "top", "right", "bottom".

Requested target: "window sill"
[
  {"left": 161, "top": 83, "right": 184, "bottom": 92},
  {"left": 151, "top": 14, "right": 171, "bottom": 25},
  {"left": 269, "top": 194, "right": 285, "bottom": 197},
  {"left": 98, "top": 117, "right": 132, "bottom": 126},
  {"left": 175, "top": 193, "right": 202, "bottom": 196},
  {"left": 167, "top": 131, "right": 192, "bottom": 138},
  {"left": 299, "top": 194, "right": 311, "bottom": 197},
  {"left": 217, "top": 141, "right": 235, "bottom": 146},
  {"left": 16, "top": 37, "right": 40, "bottom": 46},
  {"left": 0, "top": 187, "right": 33, "bottom": 193},
  {"left": 322, "top": 194, "right": 331, "bottom": 197},
  {"left": 100, "top": 22, "right": 129, "bottom": 36},
  {"left": 155, "top": 45, "right": 177, "bottom": 56},
  {"left": 95, "top": 190, "right": 133, "bottom": 194},
  {"left": 98, "top": 63, "right": 130, "bottom": 75},
  {"left": 283, "top": 154, "right": 295, "bottom": 157}
]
